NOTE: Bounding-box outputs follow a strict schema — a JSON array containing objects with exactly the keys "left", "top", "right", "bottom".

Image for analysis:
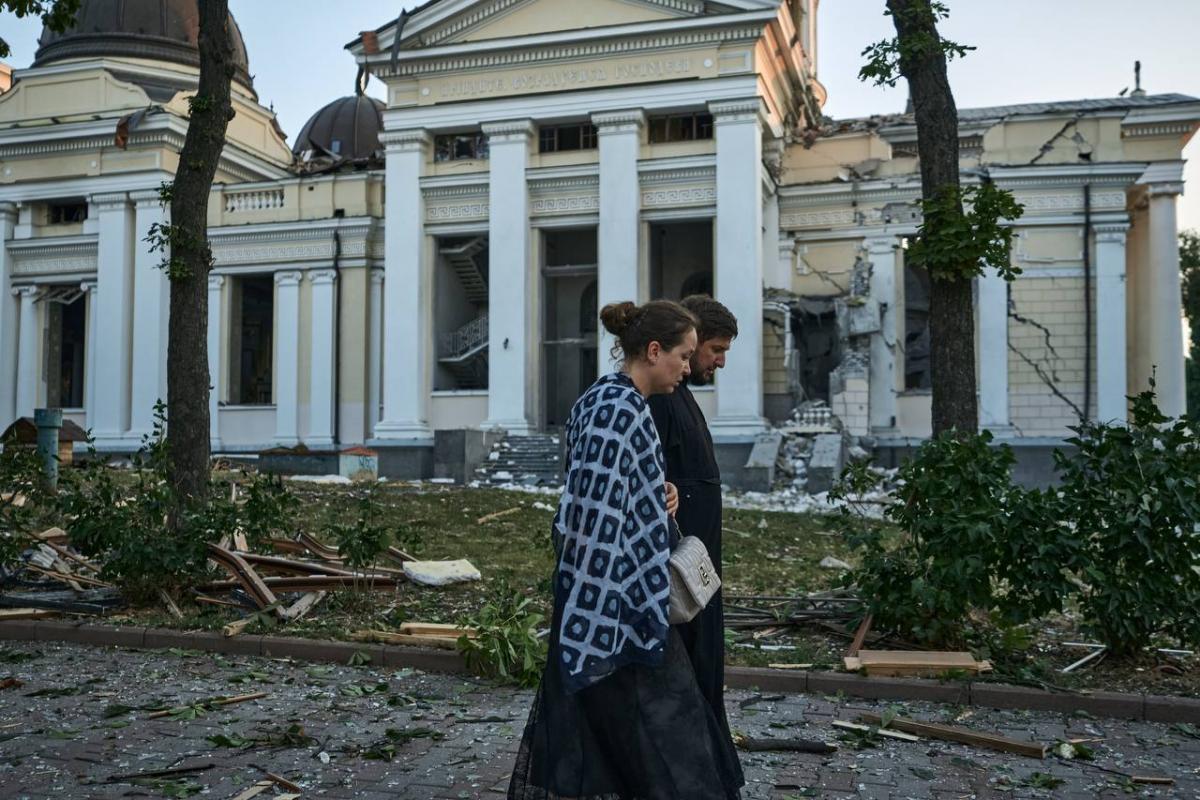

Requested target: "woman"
[{"left": 509, "top": 300, "right": 744, "bottom": 800}]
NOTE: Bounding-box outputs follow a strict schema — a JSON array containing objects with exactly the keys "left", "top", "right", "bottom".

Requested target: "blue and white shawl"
[{"left": 553, "top": 372, "right": 672, "bottom": 694}]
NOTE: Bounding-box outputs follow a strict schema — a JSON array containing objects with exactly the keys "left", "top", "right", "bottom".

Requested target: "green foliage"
[
  {"left": 457, "top": 580, "right": 546, "bottom": 687},
  {"left": 1056, "top": 385, "right": 1200, "bottom": 654},
  {"left": 1180, "top": 230, "right": 1200, "bottom": 417},
  {"left": 0, "top": 0, "right": 81, "bottom": 58},
  {"left": 905, "top": 183, "right": 1025, "bottom": 282},
  {"left": 858, "top": 0, "right": 974, "bottom": 88},
  {"left": 0, "top": 433, "right": 53, "bottom": 568},
  {"left": 330, "top": 488, "right": 389, "bottom": 578},
  {"left": 831, "top": 432, "right": 1076, "bottom": 646},
  {"left": 57, "top": 402, "right": 300, "bottom": 603},
  {"left": 239, "top": 473, "right": 299, "bottom": 552}
]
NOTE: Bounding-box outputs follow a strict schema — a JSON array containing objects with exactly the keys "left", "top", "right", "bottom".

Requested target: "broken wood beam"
[
  {"left": 350, "top": 629, "right": 460, "bottom": 650},
  {"left": 283, "top": 591, "right": 326, "bottom": 622},
  {"left": 0, "top": 608, "right": 60, "bottom": 621},
  {"left": 734, "top": 735, "right": 836, "bottom": 754},
  {"left": 236, "top": 552, "right": 355, "bottom": 577},
  {"left": 832, "top": 719, "right": 921, "bottom": 742},
  {"left": 206, "top": 544, "right": 282, "bottom": 616},
  {"left": 857, "top": 713, "right": 1046, "bottom": 759},
  {"left": 398, "top": 622, "right": 478, "bottom": 639},
  {"left": 845, "top": 650, "right": 991, "bottom": 677},
  {"left": 847, "top": 613, "right": 873, "bottom": 658},
  {"left": 199, "top": 575, "right": 402, "bottom": 593},
  {"left": 102, "top": 762, "right": 216, "bottom": 783},
  {"left": 476, "top": 506, "right": 521, "bottom": 524}
]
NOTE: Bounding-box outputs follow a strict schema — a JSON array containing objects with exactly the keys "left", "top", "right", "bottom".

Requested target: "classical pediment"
[{"left": 349, "top": 0, "right": 780, "bottom": 54}]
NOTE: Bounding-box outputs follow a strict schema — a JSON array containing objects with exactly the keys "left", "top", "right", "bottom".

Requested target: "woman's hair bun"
[{"left": 599, "top": 301, "right": 638, "bottom": 336}]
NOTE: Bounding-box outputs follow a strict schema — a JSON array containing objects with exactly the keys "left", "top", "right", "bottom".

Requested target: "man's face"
[{"left": 688, "top": 336, "right": 733, "bottom": 386}]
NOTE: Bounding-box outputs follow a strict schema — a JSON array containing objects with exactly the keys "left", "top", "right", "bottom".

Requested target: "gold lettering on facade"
[{"left": 432, "top": 57, "right": 696, "bottom": 101}]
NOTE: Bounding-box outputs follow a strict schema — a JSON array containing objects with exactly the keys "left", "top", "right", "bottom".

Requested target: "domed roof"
[
  {"left": 33, "top": 0, "right": 253, "bottom": 91},
  {"left": 293, "top": 93, "right": 385, "bottom": 170}
]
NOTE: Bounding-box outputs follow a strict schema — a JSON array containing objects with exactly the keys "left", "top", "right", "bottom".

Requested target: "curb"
[{"left": 3, "top": 620, "right": 1198, "bottom": 723}]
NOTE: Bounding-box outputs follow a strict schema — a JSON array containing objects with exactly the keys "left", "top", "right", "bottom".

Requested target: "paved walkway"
[{"left": 0, "top": 641, "right": 1197, "bottom": 799}]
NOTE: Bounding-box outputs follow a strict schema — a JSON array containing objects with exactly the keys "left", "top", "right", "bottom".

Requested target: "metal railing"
[{"left": 439, "top": 314, "right": 489, "bottom": 359}]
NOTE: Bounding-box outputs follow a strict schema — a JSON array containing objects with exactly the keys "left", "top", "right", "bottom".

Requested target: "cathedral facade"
[{"left": 1, "top": 0, "right": 1197, "bottom": 482}]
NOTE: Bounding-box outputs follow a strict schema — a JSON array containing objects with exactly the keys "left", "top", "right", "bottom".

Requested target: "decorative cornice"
[
  {"left": 531, "top": 195, "right": 599, "bottom": 214},
  {"left": 8, "top": 236, "right": 98, "bottom": 276},
  {"left": 709, "top": 97, "right": 765, "bottom": 123},
  {"left": 1095, "top": 223, "right": 1130, "bottom": 243},
  {"left": 375, "top": 23, "right": 767, "bottom": 79},
  {"left": 481, "top": 119, "right": 535, "bottom": 142},
  {"left": 130, "top": 189, "right": 166, "bottom": 208},
  {"left": 0, "top": 129, "right": 186, "bottom": 160},
  {"left": 640, "top": 165, "right": 715, "bottom": 186},
  {"left": 642, "top": 186, "right": 714, "bottom": 207},
  {"left": 427, "top": 202, "right": 489, "bottom": 222},
  {"left": 420, "top": 0, "right": 525, "bottom": 46},
  {"left": 91, "top": 192, "right": 130, "bottom": 210},
  {"left": 424, "top": 183, "right": 490, "bottom": 200},
  {"left": 209, "top": 223, "right": 378, "bottom": 268},
  {"left": 1122, "top": 122, "right": 1195, "bottom": 138},
  {"left": 529, "top": 175, "right": 600, "bottom": 194},
  {"left": 380, "top": 129, "right": 432, "bottom": 153},
  {"left": 1146, "top": 182, "right": 1185, "bottom": 198},
  {"left": 13, "top": 285, "right": 40, "bottom": 298},
  {"left": 274, "top": 271, "right": 302, "bottom": 287}
]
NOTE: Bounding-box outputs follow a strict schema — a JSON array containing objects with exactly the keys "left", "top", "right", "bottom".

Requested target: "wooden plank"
[
  {"left": 853, "top": 650, "right": 990, "bottom": 677},
  {"left": 847, "top": 613, "right": 873, "bottom": 658},
  {"left": 230, "top": 780, "right": 274, "bottom": 800},
  {"left": 232, "top": 532, "right": 249, "bottom": 553},
  {"left": 397, "top": 622, "right": 477, "bottom": 639},
  {"left": 832, "top": 720, "right": 921, "bottom": 742},
  {"left": 857, "top": 713, "right": 1046, "bottom": 759},
  {"left": 476, "top": 507, "right": 521, "bottom": 524},
  {"left": 238, "top": 553, "right": 355, "bottom": 578},
  {"left": 0, "top": 608, "right": 60, "bottom": 621},
  {"left": 200, "top": 575, "right": 402, "bottom": 592},
  {"left": 283, "top": 592, "right": 326, "bottom": 622},
  {"left": 223, "top": 618, "right": 253, "bottom": 638},
  {"left": 206, "top": 544, "right": 282, "bottom": 615}
]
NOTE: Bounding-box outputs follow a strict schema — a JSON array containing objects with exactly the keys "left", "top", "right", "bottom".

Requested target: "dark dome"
[
  {"left": 33, "top": 0, "right": 253, "bottom": 91},
  {"left": 293, "top": 94, "right": 385, "bottom": 168}
]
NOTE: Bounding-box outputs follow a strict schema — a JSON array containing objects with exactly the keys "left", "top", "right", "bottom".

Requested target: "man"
[{"left": 649, "top": 294, "right": 740, "bottom": 760}]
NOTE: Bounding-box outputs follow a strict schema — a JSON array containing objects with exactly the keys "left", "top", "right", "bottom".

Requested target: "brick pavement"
[{"left": 1, "top": 641, "right": 1197, "bottom": 799}]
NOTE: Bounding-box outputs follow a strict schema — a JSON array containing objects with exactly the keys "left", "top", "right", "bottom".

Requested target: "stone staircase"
[{"left": 475, "top": 433, "right": 562, "bottom": 486}]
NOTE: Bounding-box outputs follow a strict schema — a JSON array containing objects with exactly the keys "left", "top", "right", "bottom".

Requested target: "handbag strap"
[{"left": 667, "top": 515, "right": 683, "bottom": 551}]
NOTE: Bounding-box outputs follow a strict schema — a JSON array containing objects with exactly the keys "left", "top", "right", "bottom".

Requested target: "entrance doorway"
[
  {"left": 542, "top": 228, "right": 598, "bottom": 429},
  {"left": 650, "top": 220, "right": 713, "bottom": 301}
]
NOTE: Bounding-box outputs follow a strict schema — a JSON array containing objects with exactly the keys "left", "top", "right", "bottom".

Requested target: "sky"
[{"left": 1, "top": 0, "right": 1198, "bottom": 229}]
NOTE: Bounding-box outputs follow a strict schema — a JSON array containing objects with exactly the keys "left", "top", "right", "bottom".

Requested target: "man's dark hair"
[{"left": 680, "top": 295, "right": 738, "bottom": 342}]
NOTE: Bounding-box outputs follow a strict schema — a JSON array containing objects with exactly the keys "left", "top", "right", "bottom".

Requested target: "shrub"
[
  {"left": 832, "top": 432, "right": 1077, "bottom": 647},
  {"left": 0, "top": 435, "right": 54, "bottom": 569},
  {"left": 329, "top": 487, "right": 389, "bottom": 581},
  {"left": 1057, "top": 387, "right": 1200, "bottom": 654},
  {"left": 457, "top": 581, "right": 546, "bottom": 687}
]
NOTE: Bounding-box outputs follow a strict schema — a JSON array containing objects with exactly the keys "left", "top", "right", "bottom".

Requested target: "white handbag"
[{"left": 667, "top": 533, "right": 721, "bottom": 625}]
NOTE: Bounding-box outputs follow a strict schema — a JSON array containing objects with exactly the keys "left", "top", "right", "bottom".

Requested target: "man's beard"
[{"left": 688, "top": 361, "right": 715, "bottom": 386}]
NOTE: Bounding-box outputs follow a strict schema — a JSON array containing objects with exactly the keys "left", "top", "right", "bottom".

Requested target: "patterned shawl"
[{"left": 553, "top": 372, "right": 672, "bottom": 694}]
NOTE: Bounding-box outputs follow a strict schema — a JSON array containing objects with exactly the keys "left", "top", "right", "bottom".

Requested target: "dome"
[
  {"left": 293, "top": 94, "right": 385, "bottom": 170},
  {"left": 33, "top": 0, "right": 253, "bottom": 91}
]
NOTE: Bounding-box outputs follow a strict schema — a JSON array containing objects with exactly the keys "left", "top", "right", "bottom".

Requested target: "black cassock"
[{"left": 649, "top": 382, "right": 742, "bottom": 780}]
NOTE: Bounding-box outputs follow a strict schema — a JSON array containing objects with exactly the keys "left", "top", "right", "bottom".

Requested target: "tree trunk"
[
  {"left": 166, "top": 0, "right": 235, "bottom": 505},
  {"left": 887, "top": 0, "right": 977, "bottom": 436}
]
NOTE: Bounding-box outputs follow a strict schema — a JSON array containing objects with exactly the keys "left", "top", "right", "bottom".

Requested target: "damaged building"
[{"left": 0, "top": 0, "right": 1197, "bottom": 487}]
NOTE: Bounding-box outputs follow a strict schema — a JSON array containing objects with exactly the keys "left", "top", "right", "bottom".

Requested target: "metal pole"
[{"left": 34, "top": 408, "right": 62, "bottom": 491}]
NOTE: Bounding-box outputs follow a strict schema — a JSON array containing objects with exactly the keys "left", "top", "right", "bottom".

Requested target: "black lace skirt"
[{"left": 508, "top": 590, "right": 744, "bottom": 800}]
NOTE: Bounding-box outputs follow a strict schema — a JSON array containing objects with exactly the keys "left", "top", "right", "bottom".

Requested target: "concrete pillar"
[
  {"left": 1145, "top": 184, "right": 1186, "bottom": 417},
  {"left": 0, "top": 202, "right": 17, "bottom": 427},
  {"left": 375, "top": 129, "right": 433, "bottom": 442},
  {"left": 129, "top": 190, "right": 170, "bottom": 438},
  {"left": 80, "top": 280, "right": 98, "bottom": 431},
  {"left": 1095, "top": 223, "right": 1130, "bottom": 423},
  {"left": 710, "top": 98, "right": 767, "bottom": 438},
  {"left": 14, "top": 285, "right": 40, "bottom": 418},
  {"left": 593, "top": 109, "right": 644, "bottom": 371},
  {"left": 307, "top": 269, "right": 337, "bottom": 447},
  {"left": 482, "top": 119, "right": 536, "bottom": 434},
  {"left": 367, "top": 268, "right": 384, "bottom": 437},
  {"left": 206, "top": 274, "right": 224, "bottom": 449},
  {"left": 91, "top": 192, "right": 135, "bottom": 446},
  {"left": 977, "top": 266, "right": 1011, "bottom": 431},
  {"left": 865, "top": 237, "right": 899, "bottom": 433},
  {"left": 274, "top": 270, "right": 302, "bottom": 446}
]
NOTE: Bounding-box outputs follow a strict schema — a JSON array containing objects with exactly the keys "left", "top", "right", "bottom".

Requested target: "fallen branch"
[
  {"left": 147, "top": 691, "right": 267, "bottom": 720},
  {"left": 477, "top": 507, "right": 521, "bottom": 524},
  {"left": 102, "top": 762, "right": 216, "bottom": 783},
  {"left": 734, "top": 735, "right": 836, "bottom": 754},
  {"left": 199, "top": 575, "right": 402, "bottom": 592},
  {"left": 858, "top": 713, "right": 1046, "bottom": 759}
]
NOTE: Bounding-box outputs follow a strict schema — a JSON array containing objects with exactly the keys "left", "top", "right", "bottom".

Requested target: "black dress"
[{"left": 648, "top": 382, "right": 743, "bottom": 786}]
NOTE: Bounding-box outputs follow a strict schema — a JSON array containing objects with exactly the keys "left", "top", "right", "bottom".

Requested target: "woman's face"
[{"left": 647, "top": 329, "right": 697, "bottom": 394}]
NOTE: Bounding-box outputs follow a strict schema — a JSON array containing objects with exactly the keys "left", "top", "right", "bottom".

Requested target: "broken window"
[
  {"left": 542, "top": 229, "right": 599, "bottom": 428},
  {"left": 47, "top": 201, "right": 87, "bottom": 225},
  {"left": 42, "top": 287, "right": 86, "bottom": 409},
  {"left": 434, "top": 133, "right": 489, "bottom": 162},
  {"left": 648, "top": 113, "right": 714, "bottom": 144},
  {"left": 649, "top": 221, "right": 713, "bottom": 300},
  {"left": 229, "top": 275, "right": 274, "bottom": 405},
  {"left": 904, "top": 262, "right": 932, "bottom": 390},
  {"left": 539, "top": 123, "right": 598, "bottom": 153}
]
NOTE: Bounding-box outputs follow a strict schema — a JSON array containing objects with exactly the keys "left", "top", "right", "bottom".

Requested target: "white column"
[
  {"left": 307, "top": 269, "right": 338, "bottom": 447},
  {"left": 710, "top": 99, "right": 767, "bottom": 438},
  {"left": 206, "top": 274, "right": 225, "bottom": 449},
  {"left": 80, "top": 280, "right": 98, "bottom": 430},
  {"left": 593, "top": 109, "right": 644, "bottom": 371},
  {"left": 0, "top": 203, "right": 17, "bottom": 426},
  {"left": 367, "top": 268, "right": 384, "bottom": 437},
  {"left": 865, "top": 237, "right": 899, "bottom": 433},
  {"left": 14, "top": 286, "right": 40, "bottom": 418},
  {"left": 1095, "top": 224, "right": 1130, "bottom": 423},
  {"left": 375, "top": 130, "right": 433, "bottom": 442},
  {"left": 482, "top": 119, "right": 536, "bottom": 434},
  {"left": 274, "top": 271, "right": 302, "bottom": 446},
  {"left": 977, "top": 266, "right": 1012, "bottom": 431},
  {"left": 91, "top": 192, "right": 135, "bottom": 445},
  {"left": 129, "top": 190, "right": 170, "bottom": 437},
  {"left": 1145, "top": 183, "right": 1186, "bottom": 417}
]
